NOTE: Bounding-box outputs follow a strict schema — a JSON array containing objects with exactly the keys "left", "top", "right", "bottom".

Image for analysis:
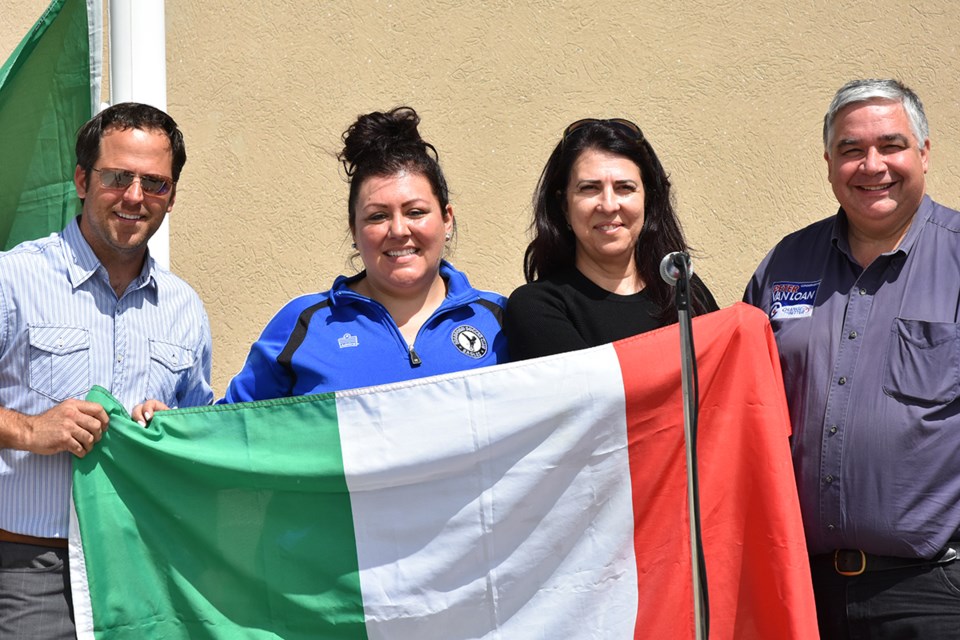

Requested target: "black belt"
[{"left": 813, "top": 545, "right": 959, "bottom": 576}]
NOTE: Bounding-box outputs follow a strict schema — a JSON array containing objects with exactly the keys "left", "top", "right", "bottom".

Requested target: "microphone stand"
[{"left": 667, "top": 254, "right": 709, "bottom": 640}]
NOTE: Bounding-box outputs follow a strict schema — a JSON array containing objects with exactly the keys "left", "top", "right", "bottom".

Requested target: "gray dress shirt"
[{"left": 744, "top": 195, "right": 960, "bottom": 558}]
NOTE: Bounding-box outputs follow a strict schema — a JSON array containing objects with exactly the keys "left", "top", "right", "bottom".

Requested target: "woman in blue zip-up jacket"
[{"left": 220, "top": 106, "right": 507, "bottom": 402}]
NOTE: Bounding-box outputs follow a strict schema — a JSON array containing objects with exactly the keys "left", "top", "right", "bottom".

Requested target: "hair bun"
[
  {"left": 340, "top": 106, "right": 434, "bottom": 177},
  {"left": 338, "top": 105, "right": 451, "bottom": 232}
]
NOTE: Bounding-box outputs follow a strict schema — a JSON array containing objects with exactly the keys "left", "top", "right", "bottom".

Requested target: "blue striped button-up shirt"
[{"left": 0, "top": 218, "right": 213, "bottom": 538}]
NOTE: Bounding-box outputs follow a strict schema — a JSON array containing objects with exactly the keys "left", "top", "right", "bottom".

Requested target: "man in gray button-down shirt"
[{"left": 745, "top": 79, "right": 960, "bottom": 638}]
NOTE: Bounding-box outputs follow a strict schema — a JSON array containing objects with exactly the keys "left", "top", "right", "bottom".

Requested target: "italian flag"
[{"left": 70, "top": 303, "right": 818, "bottom": 639}]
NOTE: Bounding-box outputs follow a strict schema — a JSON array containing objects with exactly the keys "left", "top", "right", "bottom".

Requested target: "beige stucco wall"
[{"left": 4, "top": 0, "right": 960, "bottom": 395}]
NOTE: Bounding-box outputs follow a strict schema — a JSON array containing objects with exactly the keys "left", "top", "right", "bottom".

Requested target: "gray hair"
[{"left": 822, "top": 79, "right": 928, "bottom": 150}]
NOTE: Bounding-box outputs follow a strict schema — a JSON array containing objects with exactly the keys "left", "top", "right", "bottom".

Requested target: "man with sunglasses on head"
[
  {"left": 745, "top": 79, "right": 960, "bottom": 638},
  {"left": 0, "top": 102, "right": 213, "bottom": 638}
]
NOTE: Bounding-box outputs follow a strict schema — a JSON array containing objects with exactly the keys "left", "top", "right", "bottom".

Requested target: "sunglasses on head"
[
  {"left": 562, "top": 118, "right": 644, "bottom": 144},
  {"left": 92, "top": 168, "right": 174, "bottom": 196}
]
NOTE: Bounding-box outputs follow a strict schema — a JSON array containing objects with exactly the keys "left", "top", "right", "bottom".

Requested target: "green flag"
[{"left": 0, "top": 0, "right": 100, "bottom": 249}]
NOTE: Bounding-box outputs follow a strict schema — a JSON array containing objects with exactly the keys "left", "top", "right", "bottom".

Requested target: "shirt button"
[
  {"left": 117, "top": 355, "right": 123, "bottom": 363},
  {"left": 829, "top": 425, "right": 838, "bottom": 435},
  {"left": 859, "top": 288, "right": 867, "bottom": 296},
  {"left": 838, "top": 376, "right": 847, "bottom": 385},
  {"left": 827, "top": 524, "right": 836, "bottom": 531},
  {"left": 825, "top": 475, "right": 834, "bottom": 484},
  {"left": 848, "top": 331, "right": 857, "bottom": 339}
]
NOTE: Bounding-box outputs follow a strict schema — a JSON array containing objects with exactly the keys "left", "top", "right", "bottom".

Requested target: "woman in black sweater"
[{"left": 505, "top": 118, "right": 718, "bottom": 360}]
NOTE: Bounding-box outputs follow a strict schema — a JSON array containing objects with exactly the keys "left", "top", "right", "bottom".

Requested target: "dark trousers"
[
  {"left": 811, "top": 555, "right": 960, "bottom": 639},
  {"left": 0, "top": 540, "right": 74, "bottom": 640}
]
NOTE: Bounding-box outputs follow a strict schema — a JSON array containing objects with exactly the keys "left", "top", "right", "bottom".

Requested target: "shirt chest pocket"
[
  {"left": 28, "top": 326, "right": 91, "bottom": 402},
  {"left": 882, "top": 319, "right": 960, "bottom": 404},
  {"left": 148, "top": 339, "right": 195, "bottom": 405}
]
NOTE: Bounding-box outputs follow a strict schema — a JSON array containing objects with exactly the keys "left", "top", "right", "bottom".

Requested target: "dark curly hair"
[
  {"left": 525, "top": 120, "right": 711, "bottom": 323},
  {"left": 338, "top": 106, "right": 451, "bottom": 233}
]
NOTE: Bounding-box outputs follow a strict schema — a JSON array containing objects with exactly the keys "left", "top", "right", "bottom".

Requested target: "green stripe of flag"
[
  {"left": 72, "top": 387, "right": 367, "bottom": 639},
  {"left": 0, "top": 0, "right": 92, "bottom": 249}
]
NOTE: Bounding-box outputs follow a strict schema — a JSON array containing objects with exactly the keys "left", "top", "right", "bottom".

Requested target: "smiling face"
[
  {"left": 352, "top": 171, "right": 453, "bottom": 301},
  {"left": 74, "top": 126, "right": 175, "bottom": 270},
  {"left": 825, "top": 99, "right": 929, "bottom": 244},
  {"left": 565, "top": 148, "right": 645, "bottom": 277}
]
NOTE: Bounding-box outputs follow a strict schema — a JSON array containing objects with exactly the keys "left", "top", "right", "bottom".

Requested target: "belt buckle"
[{"left": 834, "top": 549, "right": 866, "bottom": 576}]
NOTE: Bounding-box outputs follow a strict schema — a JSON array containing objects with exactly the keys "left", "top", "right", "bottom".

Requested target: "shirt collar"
[
  {"left": 330, "top": 260, "right": 474, "bottom": 307},
  {"left": 63, "top": 216, "right": 158, "bottom": 293},
  {"left": 892, "top": 194, "right": 933, "bottom": 256},
  {"left": 831, "top": 194, "right": 932, "bottom": 261}
]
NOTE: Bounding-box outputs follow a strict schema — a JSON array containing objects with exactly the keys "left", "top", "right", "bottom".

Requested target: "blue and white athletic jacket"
[{"left": 221, "top": 261, "right": 506, "bottom": 401}]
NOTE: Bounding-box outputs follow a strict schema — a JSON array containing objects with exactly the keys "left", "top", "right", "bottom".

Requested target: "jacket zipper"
[{"left": 408, "top": 345, "right": 422, "bottom": 366}]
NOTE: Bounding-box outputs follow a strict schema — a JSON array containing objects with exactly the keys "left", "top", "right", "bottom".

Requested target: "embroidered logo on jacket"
[
  {"left": 769, "top": 281, "right": 819, "bottom": 320},
  {"left": 337, "top": 333, "right": 359, "bottom": 348},
  {"left": 452, "top": 325, "right": 487, "bottom": 359}
]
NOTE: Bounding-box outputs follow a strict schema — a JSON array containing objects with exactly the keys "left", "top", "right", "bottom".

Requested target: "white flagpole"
[
  {"left": 109, "top": 0, "right": 169, "bottom": 269},
  {"left": 86, "top": 0, "right": 104, "bottom": 116}
]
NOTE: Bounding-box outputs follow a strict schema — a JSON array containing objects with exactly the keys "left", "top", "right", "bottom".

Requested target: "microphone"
[{"left": 660, "top": 252, "right": 692, "bottom": 286}]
